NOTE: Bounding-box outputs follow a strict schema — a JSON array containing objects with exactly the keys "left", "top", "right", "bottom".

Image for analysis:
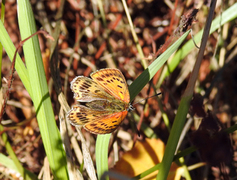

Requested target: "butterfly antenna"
[
  {"left": 130, "top": 93, "right": 161, "bottom": 137},
  {"left": 130, "top": 116, "right": 141, "bottom": 137},
  {"left": 133, "top": 92, "right": 162, "bottom": 105},
  {"left": 136, "top": 126, "right": 141, "bottom": 137}
]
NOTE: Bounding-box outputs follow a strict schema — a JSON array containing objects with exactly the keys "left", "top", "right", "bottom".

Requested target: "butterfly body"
[
  {"left": 67, "top": 68, "right": 131, "bottom": 134},
  {"left": 85, "top": 99, "right": 129, "bottom": 112}
]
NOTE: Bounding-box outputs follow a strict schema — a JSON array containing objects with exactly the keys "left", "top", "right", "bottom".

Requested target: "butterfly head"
[{"left": 128, "top": 104, "right": 134, "bottom": 112}]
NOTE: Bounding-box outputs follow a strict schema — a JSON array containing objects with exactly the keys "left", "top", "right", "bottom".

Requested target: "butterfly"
[{"left": 67, "top": 68, "right": 133, "bottom": 134}]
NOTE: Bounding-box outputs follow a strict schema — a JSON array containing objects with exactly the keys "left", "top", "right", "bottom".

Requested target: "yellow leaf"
[{"left": 112, "top": 138, "right": 180, "bottom": 179}]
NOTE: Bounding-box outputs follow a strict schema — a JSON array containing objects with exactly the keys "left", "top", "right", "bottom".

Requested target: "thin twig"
[{"left": 0, "top": 29, "right": 54, "bottom": 123}]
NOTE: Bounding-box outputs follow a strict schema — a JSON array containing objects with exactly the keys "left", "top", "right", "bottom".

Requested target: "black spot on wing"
[
  {"left": 117, "top": 85, "right": 122, "bottom": 89},
  {"left": 89, "top": 123, "right": 97, "bottom": 127},
  {"left": 95, "top": 90, "right": 100, "bottom": 93},
  {"left": 96, "top": 77, "right": 104, "bottom": 81}
]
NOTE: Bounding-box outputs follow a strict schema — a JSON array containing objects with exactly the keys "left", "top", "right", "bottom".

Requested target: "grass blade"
[
  {"left": 0, "top": 20, "right": 31, "bottom": 96},
  {"left": 96, "top": 134, "right": 111, "bottom": 180},
  {"left": 17, "top": 0, "right": 68, "bottom": 178},
  {"left": 156, "top": 1, "right": 217, "bottom": 179},
  {"left": 129, "top": 30, "right": 190, "bottom": 100}
]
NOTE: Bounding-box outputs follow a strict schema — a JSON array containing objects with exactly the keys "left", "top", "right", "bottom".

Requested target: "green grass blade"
[
  {"left": 156, "top": 1, "right": 217, "bottom": 178},
  {"left": 129, "top": 30, "right": 190, "bottom": 100},
  {"left": 96, "top": 133, "right": 111, "bottom": 180},
  {"left": 0, "top": 20, "right": 31, "bottom": 96},
  {"left": 132, "top": 164, "right": 161, "bottom": 179},
  {"left": 156, "top": 96, "right": 191, "bottom": 179},
  {"left": 17, "top": 0, "right": 68, "bottom": 179},
  {"left": 0, "top": 153, "right": 19, "bottom": 173},
  {"left": 0, "top": 0, "right": 5, "bottom": 86},
  {"left": 121, "top": 0, "right": 146, "bottom": 69}
]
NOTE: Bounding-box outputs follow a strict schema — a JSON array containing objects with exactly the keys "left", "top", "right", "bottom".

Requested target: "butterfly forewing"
[
  {"left": 91, "top": 68, "right": 130, "bottom": 103},
  {"left": 70, "top": 76, "right": 115, "bottom": 102}
]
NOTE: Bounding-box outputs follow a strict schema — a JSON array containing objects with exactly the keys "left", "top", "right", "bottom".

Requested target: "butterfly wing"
[
  {"left": 70, "top": 76, "right": 115, "bottom": 102},
  {"left": 84, "top": 111, "right": 128, "bottom": 134},
  {"left": 90, "top": 68, "right": 130, "bottom": 103},
  {"left": 67, "top": 105, "right": 128, "bottom": 134}
]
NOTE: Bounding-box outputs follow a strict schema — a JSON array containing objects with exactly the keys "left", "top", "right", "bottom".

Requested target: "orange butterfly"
[{"left": 67, "top": 68, "right": 133, "bottom": 134}]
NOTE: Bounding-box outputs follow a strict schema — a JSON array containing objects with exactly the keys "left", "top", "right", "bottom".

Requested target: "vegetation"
[{"left": 0, "top": 0, "right": 237, "bottom": 179}]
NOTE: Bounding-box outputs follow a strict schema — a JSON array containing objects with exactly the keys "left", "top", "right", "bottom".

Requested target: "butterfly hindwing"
[
  {"left": 84, "top": 111, "right": 128, "bottom": 134},
  {"left": 67, "top": 105, "right": 112, "bottom": 125},
  {"left": 67, "top": 104, "right": 128, "bottom": 134}
]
